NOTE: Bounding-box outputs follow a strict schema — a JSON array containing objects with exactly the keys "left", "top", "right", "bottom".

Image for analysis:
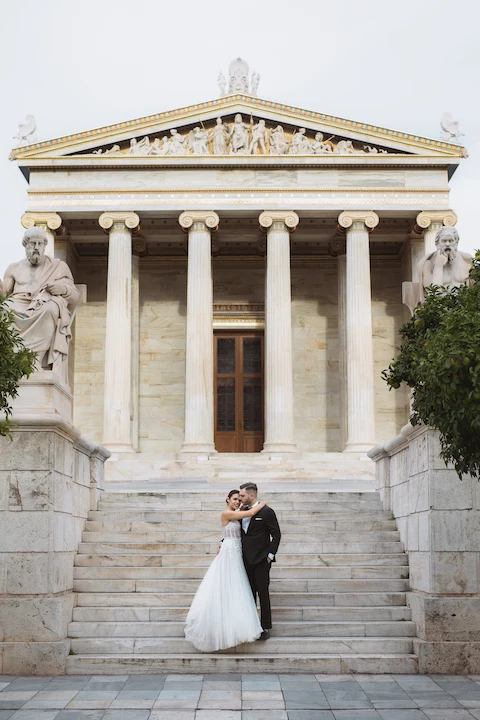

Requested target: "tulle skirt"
[{"left": 184, "top": 537, "right": 263, "bottom": 652}]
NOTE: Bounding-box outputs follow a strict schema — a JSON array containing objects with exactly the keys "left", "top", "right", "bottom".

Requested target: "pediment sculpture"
[
  {"left": 402, "top": 226, "right": 473, "bottom": 314},
  {"left": 91, "top": 115, "right": 391, "bottom": 158},
  {"left": 0, "top": 228, "right": 80, "bottom": 379}
]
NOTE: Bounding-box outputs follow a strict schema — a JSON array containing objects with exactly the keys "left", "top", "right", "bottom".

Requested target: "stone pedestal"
[
  {"left": 259, "top": 211, "right": 299, "bottom": 454},
  {"left": 0, "top": 387, "right": 109, "bottom": 674},
  {"left": 369, "top": 424, "right": 480, "bottom": 673},
  {"left": 14, "top": 371, "right": 73, "bottom": 422},
  {"left": 178, "top": 211, "right": 219, "bottom": 455}
]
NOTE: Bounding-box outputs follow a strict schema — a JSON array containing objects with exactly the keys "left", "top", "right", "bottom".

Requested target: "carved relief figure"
[
  {"left": 418, "top": 227, "right": 473, "bottom": 302},
  {"left": 189, "top": 127, "right": 209, "bottom": 155},
  {"left": 168, "top": 128, "right": 188, "bottom": 155},
  {"left": 336, "top": 139, "right": 356, "bottom": 154},
  {"left": 251, "top": 72, "right": 260, "bottom": 96},
  {"left": 1, "top": 228, "right": 80, "bottom": 372},
  {"left": 229, "top": 114, "right": 250, "bottom": 154},
  {"left": 269, "top": 125, "right": 289, "bottom": 155},
  {"left": 210, "top": 118, "right": 229, "bottom": 155},
  {"left": 218, "top": 72, "right": 227, "bottom": 96},
  {"left": 311, "top": 132, "right": 333, "bottom": 154},
  {"left": 364, "top": 145, "right": 387, "bottom": 155},
  {"left": 150, "top": 137, "right": 170, "bottom": 155},
  {"left": 249, "top": 119, "right": 267, "bottom": 154},
  {"left": 290, "top": 128, "right": 312, "bottom": 155}
]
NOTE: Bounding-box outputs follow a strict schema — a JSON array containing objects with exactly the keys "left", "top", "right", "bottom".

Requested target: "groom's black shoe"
[{"left": 258, "top": 629, "right": 270, "bottom": 641}]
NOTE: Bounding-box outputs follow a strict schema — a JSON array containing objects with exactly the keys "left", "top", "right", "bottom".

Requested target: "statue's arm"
[{"left": 1, "top": 265, "right": 16, "bottom": 296}]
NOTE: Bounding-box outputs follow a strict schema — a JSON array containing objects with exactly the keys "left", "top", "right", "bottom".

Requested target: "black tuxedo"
[{"left": 240, "top": 504, "right": 281, "bottom": 630}]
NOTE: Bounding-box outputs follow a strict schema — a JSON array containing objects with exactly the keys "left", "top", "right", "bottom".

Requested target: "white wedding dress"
[{"left": 184, "top": 519, "right": 263, "bottom": 652}]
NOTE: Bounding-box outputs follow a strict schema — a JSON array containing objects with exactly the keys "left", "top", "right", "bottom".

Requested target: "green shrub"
[
  {"left": 0, "top": 294, "right": 37, "bottom": 437},
  {"left": 382, "top": 251, "right": 480, "bottom": 478}
]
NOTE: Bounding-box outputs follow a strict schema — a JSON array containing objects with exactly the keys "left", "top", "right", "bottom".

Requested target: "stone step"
[
  {"left": 85, "top": 518, "right": 398, "bottom": 531},
  {"left": 74, "top": 552, "right": 409, "bottom": 567},
  {"left": 97, "top": 500, "right": 382, "bottom": 513},
  {"left": 102, "top": 491, "right": 378, "bottom": 502},
  {"left": 72, "top": 605, "right": 412, "bottom": 623},
  {"left": 73, "top": 565, "right": 409, "bottom": 580},
  {"left": 72, "top": 578, "right": 409, "bottom": 593},
  {"left": 77, "top": 541, "right": 404, "bottom": 555},
  {"left": 89, "top": 510, "right": 393, "bottom": 523},
  {"left": 66, "top": 653, "right": 418, "bottom": 675},
  {"left": 76, "top": 591, "right": 407, "bottom": 608},
  {"left": 69, "top": 636, "right": 414, "bottom": 655},
  {"left": 68, "top": 620, "right": 416, "bottom": 638},
  {"left": 81, "top": 530, "right": 401, "bottom": 543}
]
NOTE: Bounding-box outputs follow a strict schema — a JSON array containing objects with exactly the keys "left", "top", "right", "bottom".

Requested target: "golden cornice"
[
  {"left": 27, "top": 187, "right": 449, "bottom": 196},
  {"left": 11, "top": 94, "right": 466, "bottom": 160}
]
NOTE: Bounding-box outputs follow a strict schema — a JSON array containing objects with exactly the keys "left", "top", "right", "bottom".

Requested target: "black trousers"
[{"left": 244, "top": 557, "right": 272, "bottom": 630}]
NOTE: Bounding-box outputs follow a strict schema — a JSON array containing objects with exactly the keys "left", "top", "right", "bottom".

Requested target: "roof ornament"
[
  {"left": 13, "top": 115, "right": 37, "bottom": 146},
  {"left": 218, "top": 58, "right": 260, "bottom": 97},
  {"left": 440, "top": 112, "right": 464, "bottom": 144}
]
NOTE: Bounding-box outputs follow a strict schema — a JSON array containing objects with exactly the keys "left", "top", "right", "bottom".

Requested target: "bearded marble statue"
[
  {"left": 1, "top": 227, "right": 80, "bottom": 373},
  {"left": 418, "top": 226, "right": 472, "bottom": 302}
]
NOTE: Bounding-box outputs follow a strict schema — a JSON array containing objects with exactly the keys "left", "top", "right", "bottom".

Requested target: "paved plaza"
[{"left": 1, "top": 674, "right": 480, "bottom": 719}]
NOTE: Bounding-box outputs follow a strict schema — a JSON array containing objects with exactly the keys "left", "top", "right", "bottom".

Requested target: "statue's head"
[
  {"left": 22, "top": 227, "right": 48, "bottom": 265},
  {"left": 435, "top": 226, "right": 460, "bottom": 262}
]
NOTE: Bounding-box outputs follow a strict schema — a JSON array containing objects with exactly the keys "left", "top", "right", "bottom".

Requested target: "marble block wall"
[
  {"left": 73, "top": 262, "right": 107, "bottom": 443},
  {"left": 0, "top": 424, "right": 109, "bottom": 674},
  {"left": 138, "top": 262, "right": 187, "bottom": 453},
  {"left": 71, "top": 259, "right": 406, "bottom": 454},
  {"left": 370, "top": 424, "right": 480, "bottom": 673}
]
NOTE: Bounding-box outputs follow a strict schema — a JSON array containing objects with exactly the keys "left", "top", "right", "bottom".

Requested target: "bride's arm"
[{"left": 222, "top": 501, "right": 266, "bottom": 522}]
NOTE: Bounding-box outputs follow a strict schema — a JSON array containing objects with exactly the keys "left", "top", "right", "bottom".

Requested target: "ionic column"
[
  {"left": 416, "top": 210, "right": 458, "bottom": 255},
  {"left": 179, "top": 211, "right": 219, "bottom": 454},
  {"left": 21, "top": 212, "right": 62, "bottom": 258},
  {"left": 338, "top": 211, "right": 379, "bottom": 452},
  {"left": 259, "top": 211, "right": 299, "bottom": 454},
  {"left": 99, "top": 211, "right": 140, "bottom": 452}
]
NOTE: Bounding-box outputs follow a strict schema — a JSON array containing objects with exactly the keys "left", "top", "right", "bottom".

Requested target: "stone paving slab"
[{"left": 2, "top": 675, "right": 480, "bottom": 718}]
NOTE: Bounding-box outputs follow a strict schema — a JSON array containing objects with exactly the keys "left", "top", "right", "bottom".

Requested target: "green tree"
[
  {"left": 382, "top": 251, "right": 480, "bottom": 479},
  {"left": 0, "top": 294, "right": 37, "bottom": 437}
]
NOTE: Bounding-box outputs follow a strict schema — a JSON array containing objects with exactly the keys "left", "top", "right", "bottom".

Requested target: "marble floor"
[{"left": 1, "top": 674, "right": 480, "bottom": 719}]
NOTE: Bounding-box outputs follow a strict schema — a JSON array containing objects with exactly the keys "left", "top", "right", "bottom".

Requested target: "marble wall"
[{"left": 72, "top": 258, "right": 406, "bottom": 453}]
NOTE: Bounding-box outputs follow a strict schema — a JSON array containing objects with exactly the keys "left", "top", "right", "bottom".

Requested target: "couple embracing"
[{"left": 184, "top": 483, "right": 281, "bottom": 652}]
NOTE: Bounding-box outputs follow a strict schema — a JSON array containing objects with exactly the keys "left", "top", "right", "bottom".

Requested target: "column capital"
[
  {"left": 99, "top": 211, "right": 140, "bottom": 232},
  {"left": 21, "top": 212, "right": 62, "bottom": 232},
  {"left": 179, "top": 211, "right": 219, "bottom": 231},
  {"left": 338, "top": 211, "right": 379, "bottom": 231},
  {"left": 259, "top": 210, "right": 299, "bottom": 231},
  {"left": 415, "top": 210, "right": 457, "bottom": 232}
]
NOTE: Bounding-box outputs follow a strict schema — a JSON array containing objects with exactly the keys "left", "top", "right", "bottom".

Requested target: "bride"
[{"left": 184, "top": 489, "right": 265, "bottom": 652}]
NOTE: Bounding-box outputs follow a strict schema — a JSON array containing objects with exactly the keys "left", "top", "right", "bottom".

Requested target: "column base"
[
  {"left": 262, "top": 443, "right": 297, "bottom": 454},
  {"left": 179, "top": 443, "right": 217, "bottom": 455},
  {"left": 343, "top": 442, "right": 376, "bottom": 453},
  {"left": 103, "top": 443, "right": 137, "bottom": 454}
]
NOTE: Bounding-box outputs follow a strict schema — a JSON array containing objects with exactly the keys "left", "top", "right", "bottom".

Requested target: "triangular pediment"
[{"left": 10, "top": 94, "right": 466, "bottom": 163}]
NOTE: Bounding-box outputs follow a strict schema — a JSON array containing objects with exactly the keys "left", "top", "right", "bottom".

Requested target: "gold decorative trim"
[
  {"left": 27, "top": 187, "right": 449, "bottom": 196},
  {"left": 10, "top": 94, "right": 466, "bottom": 159}
]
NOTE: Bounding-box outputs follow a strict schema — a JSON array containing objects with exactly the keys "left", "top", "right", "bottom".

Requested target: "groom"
[{"left": 238, "top": 483, "right": 281, "bottom": 640}]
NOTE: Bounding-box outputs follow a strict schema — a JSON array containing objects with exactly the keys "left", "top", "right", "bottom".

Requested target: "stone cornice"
[
  {"left": 178, "top": 211, "right": 220, "bottom": 231},
  {"left": 98, "top": 211, "right": 140, "bottom": 232},
  {"left": 338, "top": 211, "right": 379, "bottom": 231},
  {"left": 259, "top": 211, "right": 299, "bottom": 231}
]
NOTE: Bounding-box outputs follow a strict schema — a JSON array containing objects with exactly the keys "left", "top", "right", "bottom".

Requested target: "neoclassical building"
[{"left": 10, "top": 77, "right": 466, "bottom": 481}]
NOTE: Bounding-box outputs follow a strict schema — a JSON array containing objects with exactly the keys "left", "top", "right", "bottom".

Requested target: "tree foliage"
[
  {"left": 0, "top": 294, "right": 37, "bottom": 437},
  {"left": 382, "top": 251, "right": 480, "bottom": 479}
]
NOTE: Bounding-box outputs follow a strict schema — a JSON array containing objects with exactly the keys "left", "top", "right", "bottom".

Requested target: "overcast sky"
[{"left": 1, "top": 0, "right": 478, "bottom": 276}]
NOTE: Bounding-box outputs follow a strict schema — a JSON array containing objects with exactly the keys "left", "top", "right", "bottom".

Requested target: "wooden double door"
[{"left": 214, "top": 331, "right": 264, "bottom": 453}]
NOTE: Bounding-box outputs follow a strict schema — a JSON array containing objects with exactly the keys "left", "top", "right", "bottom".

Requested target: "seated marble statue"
[
  {"left": 0, "top": 227, "right": 80, "bottom": 372},
  {"left": 417, "top": 226, "right": 472, "bottom": 302}
]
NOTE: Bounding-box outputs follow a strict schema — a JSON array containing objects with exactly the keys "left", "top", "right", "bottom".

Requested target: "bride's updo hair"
[{"left": 226, "top": 489, "right": 239, "bottom": 503}]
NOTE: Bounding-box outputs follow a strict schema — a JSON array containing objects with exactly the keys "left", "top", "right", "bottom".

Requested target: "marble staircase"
[{"left": 66, "top": 488, "right": 418, "bottom": 674}]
